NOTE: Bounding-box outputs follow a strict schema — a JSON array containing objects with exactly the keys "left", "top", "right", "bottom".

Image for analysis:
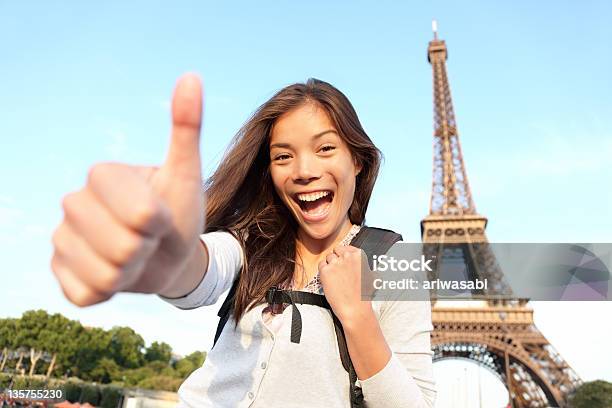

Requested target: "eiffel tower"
[{"left": 422, "top": 21, "right": 581, "bottom": 407}]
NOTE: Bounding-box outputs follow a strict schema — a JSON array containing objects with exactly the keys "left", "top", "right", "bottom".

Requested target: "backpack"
[{"left": 213, "top": 226, "right": 403, "bottom": 408}]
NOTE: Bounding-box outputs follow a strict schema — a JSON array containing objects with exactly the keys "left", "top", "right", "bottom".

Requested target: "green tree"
[
  {"left": 0, "top": 318, "right": 18, "bottom": 349},
  {"left": 0, "top": 318, "right": 18, "bottom": 371},
  {"left": 1, "top": 310, "right": 111, "bottom": 379},
  {"left": 9, "top": 310, "right": 80, "bottom": 376},
  {"left": 144, "top": 341, "right": 172, "bottom": 364},
  {"left": 121, "top": 365, "right": 156, "bottom": 387},
  {"left": 72, "top": 327, "right": 112, "bottom": 380},
  {"left": 569, "top": 380, "right": 612, "bottom": 408},
  {"left": 89, "top": 357, "right": 121, "bottom": 384},
  {"left": 12, "top": 310, "right": 48, "bottom": 375},
  {"left": 144, "top": 360, "right": 176, "bottom": 377},
  {"left": 108, "top": 327, "right": 145, "bottom": 369},
  {"left": 137, "top": 375, "right": 182, "bottom": 392},
  {"left": 1, "top": 309, "right": 197, "bottom": 389},
  {"left": 174, "top": 351, "right": 206, "bottom": 378},
  {"left": 184, "top": 351, "right": 205, "bottom": 367},
  {"left": 39, "top": 312, "right": 80, "bottom": 377}
]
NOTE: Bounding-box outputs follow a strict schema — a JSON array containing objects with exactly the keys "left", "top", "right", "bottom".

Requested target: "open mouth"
[{"left": 292, "top": 190, "right": 334, "bottom": 220}]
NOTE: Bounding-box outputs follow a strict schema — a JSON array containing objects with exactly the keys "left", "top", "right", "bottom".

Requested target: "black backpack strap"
[
  {"left": 213, "top": 275, "right": 240, "bottom": 347},
  {"left": 214, "top": 283, "right": 333, "bottom": 347},
  {"left": 350, "top": 226, "right": 403, "bottom": 269},
  {"left": 345, "top": 226, "right": 402, "bottom": 407},
  {"left": 266, "top": 288, "right": 331, "bottom": 344}
]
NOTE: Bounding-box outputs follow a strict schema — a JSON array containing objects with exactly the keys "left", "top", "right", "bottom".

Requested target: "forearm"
[
  {"left": 342, "top": 301, "right": 436, "bottom": 408},
  {"left": 158, "top": 238, "right": 209, "bottom": 298},
  {"left": 342, "top": 304, "right": 434, "bottom": 408},
  {"left": 342, "top": 304, "right": 392, "bottom": 380}
]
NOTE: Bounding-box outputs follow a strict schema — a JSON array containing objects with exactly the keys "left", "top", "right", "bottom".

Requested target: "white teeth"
[{"left": 296, "top": 191, "right": 331, "bottom": 202}]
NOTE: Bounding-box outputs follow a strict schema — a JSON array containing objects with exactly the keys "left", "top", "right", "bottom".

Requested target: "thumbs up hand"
[{"left": 51, "top": 74, "right": 206, "bottom": 306}]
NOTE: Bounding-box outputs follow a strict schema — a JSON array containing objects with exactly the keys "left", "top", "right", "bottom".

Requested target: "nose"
[{"left": 293, "top": 154, "right": 321, "bottom": 184}]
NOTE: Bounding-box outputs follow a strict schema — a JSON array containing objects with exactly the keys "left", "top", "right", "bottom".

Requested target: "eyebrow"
[{"left": 269, "top": 129, "right": 338, "bottom": 150}]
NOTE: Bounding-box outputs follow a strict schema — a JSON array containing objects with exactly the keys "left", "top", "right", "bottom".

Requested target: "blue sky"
[{"left": 1, "top": 0, "right": 611, "bottom": 392}]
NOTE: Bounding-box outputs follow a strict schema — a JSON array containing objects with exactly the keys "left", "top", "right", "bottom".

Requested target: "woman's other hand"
[{"left": 318, "top": 245, "right": 374, "bottom": 326}]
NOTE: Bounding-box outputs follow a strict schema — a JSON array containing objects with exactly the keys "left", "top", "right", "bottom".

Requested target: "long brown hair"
[{"left": 204, "top": 78, "right": 381, "bottom": 324}]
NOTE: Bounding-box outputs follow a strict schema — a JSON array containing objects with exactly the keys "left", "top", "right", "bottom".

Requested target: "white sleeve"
[
  {"left": 158, "top": 230, "right": 244, "bottom": 310},
  {"left": 359, "top": 299, "right": 436, "bottom": 408},
  {"left": 358, "top": 240, "right": 437, "bottom": 407}
]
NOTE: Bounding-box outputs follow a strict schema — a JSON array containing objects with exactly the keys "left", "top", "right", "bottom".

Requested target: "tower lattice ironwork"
[{"left": 422, "top": 21, "right": 581, "bottom": 407}]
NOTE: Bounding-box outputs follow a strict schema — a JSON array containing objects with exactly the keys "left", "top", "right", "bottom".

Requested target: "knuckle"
[
  {"left": 113, "top": 233, "right": 143, "bottom": 264},
  {"left": 65, "top": 279, "right": 111, "bottom": 307},
  {"left": 97, "top": 267, "right": 122, "bottom": 293},
  {"left": 51, "top": 259, "right": 109, "bottom": 307},
  {"left": 50, "top": 254, "right": 63, "bottom": 276},
  {"left": 51, "top": 227, "right": 68, "bottom": 254},
  {"left": 61, "top": 192, "right": 80, "bottom": 216},
  {"left": 53, "top": 271, "right": 89, "bottom": 307},
  {"left": 66, "top": 289, "right": 95, "bottom": 307},
  {"left": 132, "top": 201, "right": 159, "bottom": 229},
  {"left": 51, "top": 228, "right": 60, "bottom": 249},
  {"left": 87, "top": 163, "right": 110, "bottom": 186}
]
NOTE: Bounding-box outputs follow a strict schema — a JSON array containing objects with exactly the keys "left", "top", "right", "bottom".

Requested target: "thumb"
[{"left": 164, "top": 73, "right": 203, "bottom": 179}]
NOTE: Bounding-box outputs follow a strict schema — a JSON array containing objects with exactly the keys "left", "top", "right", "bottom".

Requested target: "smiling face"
[{"left": 269, "top": 102, "right": 361, "bottom": 243}]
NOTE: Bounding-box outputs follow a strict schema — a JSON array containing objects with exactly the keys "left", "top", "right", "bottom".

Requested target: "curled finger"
[
  {"left": 53, "top": 222, "right": 135, "bottom": 294},
  {"left": 51, "top": 254, "right": 113, "bottom": 307},
  {"left": 325, "top": 252, "right": 339, "bottom": 265}
]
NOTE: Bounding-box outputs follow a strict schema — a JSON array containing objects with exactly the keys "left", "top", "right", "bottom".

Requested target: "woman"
[{"left": 51, "top": 74, "right": 436, "bottom": 407}]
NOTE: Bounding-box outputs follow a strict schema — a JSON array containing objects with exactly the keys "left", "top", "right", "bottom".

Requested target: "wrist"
[
  {"left": 338, "top": 301, "right": 375, "bottom": 332},
  {"left": 158, "top": 238, "right": 208, "bottom": 298}
]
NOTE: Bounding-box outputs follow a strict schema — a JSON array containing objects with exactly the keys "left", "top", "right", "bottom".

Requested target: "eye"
[
  {"left": 273, "top": 153, "right": 292, "bottom": 161},
  {"left": 319, "top": 145, "right": 336, "bottom": 153}
]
